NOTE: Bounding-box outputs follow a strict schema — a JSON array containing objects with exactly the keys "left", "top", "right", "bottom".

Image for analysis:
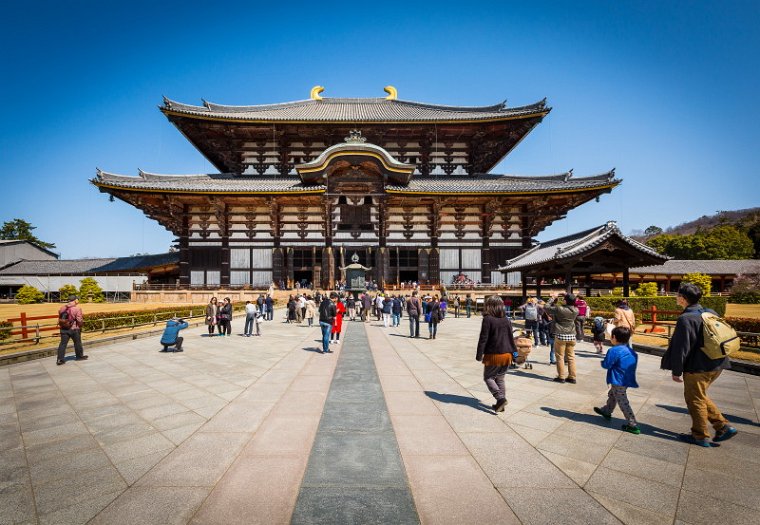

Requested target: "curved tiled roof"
[
  {"left": 93, "top": 170, "right": 326, "bottom": 193},
  {"left": 93, "top": 170, "right": 617, "bottom": 195},
  {"left": 630, "top": 259, "right": 760, "bottom": 276},
  {"left": 386, "top": 171, "right": 618, "bottom": 194},
  {"left": 499, "top": 221, "right": 668, "bottom": 271},
  {"left": 161, "top": 96, "right": 550, "bottom": 123}
]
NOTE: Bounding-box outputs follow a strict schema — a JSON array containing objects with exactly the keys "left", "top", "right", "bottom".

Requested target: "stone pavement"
[{"left": 0, "top": 311, "right": 758, "bottom": 524}]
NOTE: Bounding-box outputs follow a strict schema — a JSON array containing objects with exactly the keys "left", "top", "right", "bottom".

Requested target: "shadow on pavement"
[
  {"left": 541, "top": 406, "right": 683, "bottom": 441},
  {"left": 510, "top": 370, "right": 558, "bottom": 382},
  {"left": 656, "top": 404, "right": 760, "bottom": 426},
  {"left": 302, "top": 346, "right": 324, "bottom": 353},
  {"left": 424, "top": 391, "right": 494, "bottom": 414}
]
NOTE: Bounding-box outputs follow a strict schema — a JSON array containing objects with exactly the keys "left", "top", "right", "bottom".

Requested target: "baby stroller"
[{"left": 513, "top": 329, "right": 534, "bottom": 369}]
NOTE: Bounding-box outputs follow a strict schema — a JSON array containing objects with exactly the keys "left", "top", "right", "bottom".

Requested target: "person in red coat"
[{"left": 331, "top": 298, "right": 346, "bottom": 345}]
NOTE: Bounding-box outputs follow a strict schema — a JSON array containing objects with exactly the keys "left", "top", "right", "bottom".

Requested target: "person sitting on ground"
[
  {"left": 594, "top": 327, "right": 640, "bottom": 434},
  {"left": 160, "top": 317, "right": 188, "bottom": 352}
]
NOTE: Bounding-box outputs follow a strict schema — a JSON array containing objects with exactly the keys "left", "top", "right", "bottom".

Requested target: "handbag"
[
  {"left": 425, "top": 312, "right": 432, "bottom": 323},
  {"left": 605, "top": 322, "right": 615, "bottom": 337}
]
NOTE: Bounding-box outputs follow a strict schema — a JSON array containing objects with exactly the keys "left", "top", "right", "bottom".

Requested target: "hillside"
[{"left": 631, "top": 207, "right": 760, "bottom": 238}]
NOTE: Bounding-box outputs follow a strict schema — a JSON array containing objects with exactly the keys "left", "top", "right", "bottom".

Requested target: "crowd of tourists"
[{"left": 477, "top": 283, "right": 738, "bottom": 446}]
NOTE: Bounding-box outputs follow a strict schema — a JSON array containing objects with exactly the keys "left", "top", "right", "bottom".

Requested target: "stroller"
[{"left": 513, "top": 329, "right": 534, "bottom": 369}]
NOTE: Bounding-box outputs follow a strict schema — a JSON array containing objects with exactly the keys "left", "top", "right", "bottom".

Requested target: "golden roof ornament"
[
  {"left": 310, "top": 86, "right": 324, "bottom": 100},
  {"left": 384, "top": 85, "right": 398, "bottom": 100},
  {"left": 344, "top": 129, "right": 367, "bottom": 144}
]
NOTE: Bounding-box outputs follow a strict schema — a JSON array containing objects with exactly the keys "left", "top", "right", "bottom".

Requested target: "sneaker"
[
  {"left": 56, "top": 359, "right": 65, "bottom": 365},
  {"left": 679, "top": 433, "right": 718, "bottom": 447},
  {"left": 594, "top": 407, "right": 612, "bottom": 420},
  {"left": 622, "top": 424, "right": 641, "bottom": 435},
  {"left": 713, "top": 426, "right": 738, "bottom": 442},
  {"left": 552, "top": 377, "right": 565, "bottom": 383},
  {"left": 492, "top": 398, "right": 508, "bottom": 412},
  {"left": 75, "top": 355, "right": 89, "bottom": 361},
  {"left": 565, "top": 378, "right": 577, "bottom": 384}
]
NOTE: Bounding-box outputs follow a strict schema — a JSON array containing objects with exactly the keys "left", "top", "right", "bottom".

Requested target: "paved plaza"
[{"left": 1, "top": 310, "right": 759, "bottom": 525}]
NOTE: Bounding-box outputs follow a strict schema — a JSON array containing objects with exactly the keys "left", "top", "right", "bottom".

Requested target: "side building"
[{"left": 92, "top": 87, "right": 620, "bottom": 290}]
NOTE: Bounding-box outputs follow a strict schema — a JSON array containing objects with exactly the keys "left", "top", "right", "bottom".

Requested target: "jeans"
[
  {"left": 392, "top": 313, "right": 400, "bottom": 327},
  {"left": 575, "top": 316, "right": 586, "bottom": 341},
  {"left": 428, "top": 321, "right": 438, "bottom": 338},
  {"left": 409, "top": 314, "right": 419, "bottom": 337},
  {"left": 466, "top": 306, "right": 471, "bottom": 318},
  {"left": 484, "top": 364, "right": 509, "bottom": 401},
  {"left": 319, "top": 322, "right": 332, "bottom": 353},
  {"left": 684, "top": 370, "right": 729, "bottom": 440},
  {"left": 538, "top": 323, "right": 549, "bottom": 345},
  {"left": 57, "top": 329, "right": 84, "bottom": 361},
  {"left": 244, "top": 315, "right": 255, "bottom": 335},
  {"left": 266, "top": 308, "right": 273, "bottom": 321},
  {"left": 525, "top": 320, "right": 539, "bottom": 345},
  {"left": 219, "top": 319, "right": 231, "bottom": 336},
  {"left": 163, "top": 336, "right": 183, "bottom": 351},
  {"left": 383, "top": 312, "right": 391, "bottom": 327},
  {"left": 549, "top": 335, "right": 556, "bottom": 363}
]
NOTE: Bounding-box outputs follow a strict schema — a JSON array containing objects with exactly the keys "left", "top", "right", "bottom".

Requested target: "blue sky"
[{"left": 2, "top": 0, "right": 758, "bottom": 258}]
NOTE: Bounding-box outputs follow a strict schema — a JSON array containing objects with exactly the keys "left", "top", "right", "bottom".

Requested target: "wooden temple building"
[{"left": 92, "top": 86, "right": 620, "bottom": 290}]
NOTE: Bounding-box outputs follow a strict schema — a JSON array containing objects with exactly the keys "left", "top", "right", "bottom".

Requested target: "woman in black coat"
[{"left": 476, "top": 295, "right": 517, "bottom": 412}]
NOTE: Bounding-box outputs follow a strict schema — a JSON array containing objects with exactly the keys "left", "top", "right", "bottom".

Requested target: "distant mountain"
[{"left": 631, "top": 207, "right": 760, "bottom": 238}]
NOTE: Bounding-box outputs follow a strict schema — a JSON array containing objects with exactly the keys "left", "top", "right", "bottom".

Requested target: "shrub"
[
  {"left": 58, "top": 284, "right": 78, "bottom": 301},
  {"left": 725, "top": 317, "right": 760, "bottom": 349},
  {"left": 728, "top": 274, "right": 760, "bottom": 304},
  {"left": 682, "top": 272, "right": 712, "bottom": 297},
  {"left": 586, "top": 296, "right": 727, "bottom": 320},
  {"left": 0, "top": 320, "right": 11, "bottom": 340},
  {"left": 79, "top": 278, "right": 105, "bottom": 303},
  {"left": 80, "top": 302, "right": 247, "bottom": 332},
  {"left": 612, "top": 287, "right": 624, "bottom": 296},
  {"left": 15, "top": 285, "right": 44, "bottom": 304},
  {"left": 635, "top": 282, "right": 658, "bottom": 297}
]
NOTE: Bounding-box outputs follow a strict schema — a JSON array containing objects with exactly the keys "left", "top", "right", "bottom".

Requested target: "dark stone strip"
[{"left": 291, "top": 323, "right": 419, "bottom": 525}]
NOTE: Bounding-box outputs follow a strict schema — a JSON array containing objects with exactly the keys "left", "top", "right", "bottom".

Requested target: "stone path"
[
  {"left": 291, "top": 324, "right": 417, "bottom": 524},
  {"left": 0, "top": 311, "right": 758, "bottom": 524}
]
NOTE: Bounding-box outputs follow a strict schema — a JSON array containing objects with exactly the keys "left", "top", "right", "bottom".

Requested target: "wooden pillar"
[
  {"left": 429, "top": 248, "right": 440, "bottom": 285},
  {"left": 720, "top": 276, "right": 726, "bottom": 293},
  {"left": 585, "top": 273, "right": 592, "bottom": 297},
  {"left": 521, "top": 272, "right": 528, "bottom": 303},
  {"left": 179, "top": 204, "right": 190, "bottom": 286},
  {"left": 219, "top": 203, "right": 230, "bottom": 286},
  {"left": 565, "top": 270, "right": 573, "bottom": 294},
  {"left": 623, "top": 268, "right": 630, "bottom": 297},
  {"left": 536, "top": 276, "right": 542, "bottom": 298},
  {"left": 286, "top": 248, "right": 294, "bottom": 288},
  {"left": 481, "top": 203, "right": 491, "bottom": 284}
]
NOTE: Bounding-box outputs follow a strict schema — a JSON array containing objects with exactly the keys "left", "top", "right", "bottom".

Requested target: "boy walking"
[{"left": 594, "top": 327, "right": 640, "bottom": 434}]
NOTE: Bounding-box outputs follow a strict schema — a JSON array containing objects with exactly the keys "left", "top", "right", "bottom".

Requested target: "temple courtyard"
[{"left": 1, "top": 311, "right": 759, "bottom": 525}]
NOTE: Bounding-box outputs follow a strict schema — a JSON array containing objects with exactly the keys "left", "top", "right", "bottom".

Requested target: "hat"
[{"left": 67, "top": 295, "right": 78, "bottom": 302}]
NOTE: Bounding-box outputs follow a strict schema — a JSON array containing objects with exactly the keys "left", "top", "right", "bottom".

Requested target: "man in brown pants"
[{"left": 664, "top": 283, "right": 737, "bottom": 447}]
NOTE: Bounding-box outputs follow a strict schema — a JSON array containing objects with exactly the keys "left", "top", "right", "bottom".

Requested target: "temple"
[{"left": 92, "top": 87, "right": 620, "bottom": 289}]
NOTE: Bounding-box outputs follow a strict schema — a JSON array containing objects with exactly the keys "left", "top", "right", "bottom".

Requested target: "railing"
[
  {"left": 134, "top": 283, "right": 271, "bottom": 291},
  {"left": 0, "top": 308, "right": 224, "bottom": 347}
]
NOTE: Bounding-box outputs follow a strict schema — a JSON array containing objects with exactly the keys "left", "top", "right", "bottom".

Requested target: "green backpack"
[{"left": 700, "top": 311, "right": 740, "bottom": 359}]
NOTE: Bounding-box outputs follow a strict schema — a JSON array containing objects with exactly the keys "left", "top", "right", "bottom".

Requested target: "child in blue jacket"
[
  {"left": 160, "top": 318, "right": 188, "bottom": 352},
  {"left": 594, "top": 327, "right": 640, "bottom": 434}
]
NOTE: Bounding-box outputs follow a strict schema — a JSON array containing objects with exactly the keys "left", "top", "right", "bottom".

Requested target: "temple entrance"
[
  {"left": 293, "top": 270, "right": 313, "bottom": 288},
  {"left": 399, "top": 270, "right": 418, "bottom": 283}
]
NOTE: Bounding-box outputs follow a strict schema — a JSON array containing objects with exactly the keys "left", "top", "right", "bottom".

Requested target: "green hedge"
[
  {"left": 585, "top": 296, "right": 726, "bottom": 319},
  {"left": 80, "top": 303, "right": 246, "bottom": 332},
  {"left": 0, "top": 321, "right": 11, "bottom": 340},
  {"left": 728, "top": 292, "right": 760, "bottom": 304}
]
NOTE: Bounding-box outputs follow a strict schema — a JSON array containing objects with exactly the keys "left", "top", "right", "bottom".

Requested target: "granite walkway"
[{"left": 0, "top": 311, "right": 758, "bottom": 524}]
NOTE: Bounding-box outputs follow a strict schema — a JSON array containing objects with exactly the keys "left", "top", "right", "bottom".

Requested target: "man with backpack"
[
  {"left": 663, "top": 283, "right": 738, "bottom": 447},
  {"left": 56, "top": 295, "right": 87, "bottom": 365}
]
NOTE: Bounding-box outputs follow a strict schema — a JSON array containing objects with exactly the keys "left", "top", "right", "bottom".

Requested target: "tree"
[
  {"left": 79, "top": 278, "right": 105, "bottom": 303},
  {"left": 58, "top": 284, "right": 78, "bottom": 301},
  {"left": 635, "top": 282, "right": 658, "bottom": 297},
  {"left": 0, "top": 219, "right": 56, "bottom": 249},
  {"left": 16, "top": 285, "right": 45, "bottom": 304},
  {"left": 646, "top": 225, "right": 753, "bottom": 260},
  {"left": 682, "top": 273, "right": 712, "bottom": 297},
  {"left": 644, "top": 225, "right": 663, "bottom": 237},
  {"left": 729, "top": 274, "right": 760, "bottom": 304}
]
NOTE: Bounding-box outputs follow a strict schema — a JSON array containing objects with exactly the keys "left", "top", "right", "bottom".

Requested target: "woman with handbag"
[
  {"left": 205, "top": 297, "right": 218, "bottom": 336},
  {"left": 476, "top": 295, "right": 517, "bottom": 412},
  {"left": 219, "top": 297, "right": 233, "bottom": 336}
]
